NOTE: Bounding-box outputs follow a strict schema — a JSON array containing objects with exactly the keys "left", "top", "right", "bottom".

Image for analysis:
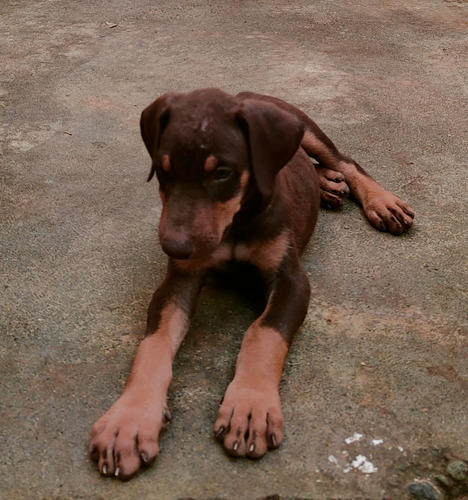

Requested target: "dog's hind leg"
[
  {"left": 237, "top": 92, "right": 414, "bottom": 234},
  {"left": 301, "top": 129, "right": 414, "bottom": 234}
]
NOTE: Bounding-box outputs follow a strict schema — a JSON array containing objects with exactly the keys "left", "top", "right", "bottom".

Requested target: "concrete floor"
[{"left": 1, "top": 0, "right": 467, "bottom": 499}]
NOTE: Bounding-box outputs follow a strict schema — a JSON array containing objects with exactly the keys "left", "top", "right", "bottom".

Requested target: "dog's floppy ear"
[
  {"left": 236, "top": 99, "right": 304, "bottom": 200},
  {"left": 140, "top": 93, "right": 179, "bottom": 181}
]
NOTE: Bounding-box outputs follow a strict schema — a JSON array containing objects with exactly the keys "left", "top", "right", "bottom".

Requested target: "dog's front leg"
[
  {"left": 214, "top": 251, "right": 310, "bottom": 458},
  {"left": 89, "top": 264, "right": 204, "bottom": 480}
]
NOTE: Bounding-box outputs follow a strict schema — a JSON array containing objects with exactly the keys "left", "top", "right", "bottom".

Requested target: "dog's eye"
[{"left": 213, "top": 166, "right": 233, "bottom": 181}]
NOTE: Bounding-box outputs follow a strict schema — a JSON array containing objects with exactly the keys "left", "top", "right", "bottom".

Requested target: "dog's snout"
[{"left": 160, "top": 236, "right": 194, "bottom": 260}]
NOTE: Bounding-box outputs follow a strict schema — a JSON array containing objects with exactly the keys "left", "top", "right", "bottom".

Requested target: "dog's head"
[{"left": 140, "top": 88, "right": 303, "bottom": 260}]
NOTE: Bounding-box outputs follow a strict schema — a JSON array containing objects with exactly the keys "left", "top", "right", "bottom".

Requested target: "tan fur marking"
[
  {"left": 173, "top": 243, "right": 232, "bottom": 273},
  {"left": 210, "top": 170, "right": 249, "bottom": 233},
  {"left": 337, "top": 160, "right": 382, "bottom": 205},
  {"left": 161, "top": 154, "right": 171, "bottom": 172},
  {"left": 235, "top": 321, "right": 288, "bottom": 387},
  {"left": 235, "top": 231, "right": 289, "bottom": 271},
  {"left": 203, "top": 154, "right": 218, "bottom": 173},
  {"left": 155, "top": 302, "right": 190, "bottom": 354},
  {"left": 301, "top": 130, "right": 337, "bottom": 165},
  {"left": 210, "top": 242, "right": 233, "bottom": 263},
  {"left": 302, "top": 131, "right": 385, "bottom": 205},
  {"left": 214, "top": 194, "right": 242, "bottom": 231},
  {"left": 127, "top": 303, "right": 189, "bottom": 390},
  {"left": 240, "top": 170, "right": 250, "bottom": 190},
  {"left": 173, "top": 171, "right": 250, "bottom": 272}
]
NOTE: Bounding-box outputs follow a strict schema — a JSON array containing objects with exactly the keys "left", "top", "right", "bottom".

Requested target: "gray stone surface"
[
  {"left": 408, "top": 481, "right": 442, "bottom": 500},
  {"left": 1, "top": 0, "right": 467, "bottom": 498}
]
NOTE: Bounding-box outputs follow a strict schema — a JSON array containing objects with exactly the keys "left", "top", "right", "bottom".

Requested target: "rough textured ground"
[{"left": 1, "top": 1, "right": 467, "bottom": 499}]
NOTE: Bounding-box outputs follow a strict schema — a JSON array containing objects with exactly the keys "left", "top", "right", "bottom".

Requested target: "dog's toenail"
[
  {"left": 162, "top": 409, "right": 171, "bottom": 423},
  {"left": 141, "top": 451, "right": 149, "bottom": 463},
  {"left": 271, "top": 434, "right": 277, "bottom": 447},
  {"left": 249, "top": 443, "right": 255, "bottom": 452},
  {"left": 102, "top": 465, "right": 107, "bottom": 475},
  {"left": 233, "top": 442, "right": 239, "bottom": 451},
  {"left": 115, "top": 467, "right": 120, "bottom": 477},
  {"left": 215, "top": 426, "right": 225, "bottom": 438}
]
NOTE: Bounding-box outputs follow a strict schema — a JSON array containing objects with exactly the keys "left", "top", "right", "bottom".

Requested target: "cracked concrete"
[{"left": 1, "top": 0, "right": 467, "bottom": 498}]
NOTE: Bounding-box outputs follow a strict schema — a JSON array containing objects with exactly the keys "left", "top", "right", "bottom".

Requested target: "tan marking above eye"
[
  {"left": 204, "top": 155, "right": 218, "bottom": 173},
  {"left": 161, "top": 154, "right": 171, "bottom": 172},
  {"left": 240, "top": 170, "right": 250, "bottom": 190}
]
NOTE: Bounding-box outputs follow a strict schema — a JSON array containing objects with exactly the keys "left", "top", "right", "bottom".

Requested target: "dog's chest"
[{"left": 211, "top": 232, "right": 288, "bottom": 272}]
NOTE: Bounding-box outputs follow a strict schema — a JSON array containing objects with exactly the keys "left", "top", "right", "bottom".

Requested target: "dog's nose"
[{"left": 160, "top": 237, "right": 194, "bottom": 260}]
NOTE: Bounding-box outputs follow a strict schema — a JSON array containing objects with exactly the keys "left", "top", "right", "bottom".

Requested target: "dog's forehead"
[
  {"left": 173, "top": 92, "right": 236, "bottom": 132},
  {"left": 164, "top": 91, "right": 244, "bottom": 155},
  {"left": 176, "top": 88, "right": 236, "bottom": 112}
]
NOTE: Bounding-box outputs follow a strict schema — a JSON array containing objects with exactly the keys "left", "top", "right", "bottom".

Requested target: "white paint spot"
[
  {"left": 9, "top": 122, "right": 63, "bottom": 151},
  {"left": 11, "top": 140, "right": 35, "bottom": 152},
  {"left": 200, "top": 118, "right": 209, "bottom": 132},
  {"left": 344, "top": 432, "right": 364, "bottom": 444},
  {"left": 351, "top": 455, "right": 378, "bottom": 474},
  {"left": 328, "top": 454, "right": 339, "bottom": 465},
  {"left": 372, "top": 439, "right": 384, "bottom": 446}
]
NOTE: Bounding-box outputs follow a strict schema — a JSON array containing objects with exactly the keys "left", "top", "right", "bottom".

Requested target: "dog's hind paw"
[
  {"left": 315, "top": 165, "right": 350, "bottom": 209},
  {"left": 363, "top": 190, "right": 414, "bottom": 235}
]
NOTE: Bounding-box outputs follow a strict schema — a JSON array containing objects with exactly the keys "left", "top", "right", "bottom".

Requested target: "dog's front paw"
[
  {"left": 363, "top": 190, "right": 414, "bottom": 235},
  {"left": 214, "top": 381, "right": 283, "bottom": 458},
  {"left": 89, "top": 393, "right": 169, "bottom": 480}
]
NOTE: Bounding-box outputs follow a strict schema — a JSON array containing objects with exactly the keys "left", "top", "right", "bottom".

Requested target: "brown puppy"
[{"left": 89, "top": 88, "right": 414, "bottom": 480}]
